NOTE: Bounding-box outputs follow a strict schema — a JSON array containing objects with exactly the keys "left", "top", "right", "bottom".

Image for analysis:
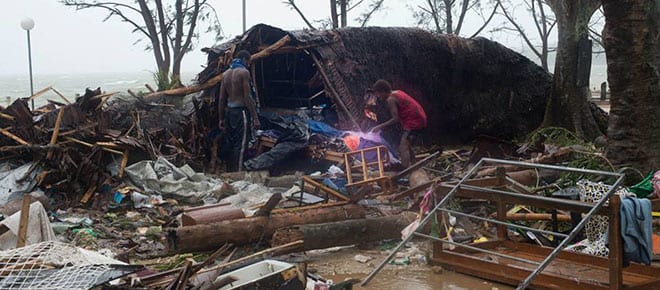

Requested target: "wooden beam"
[
  {"left": 16, "top": 195, "right": 31, "bottom": 248},
  {"left": 250, "top": 35, "right": 291, "bottom": 61},
  {"left": 199, "top": 240, "right": 304, "bottom": 274},
  {"left": 302, "top": 176, "right": 350, "bottom": 201},
  {"left": 127, "top": 89, "right": 138, "bottom": 98},
  {"left": 0, "top": 128, "right": 29, "bottom": 145},
  {"left": 27, "top": 86, "right": 53, "bottom": 101},
  {"left": 47, "top": 107, "right": 65, "bottom": 159},
  {"left": 310, "top": 53, "right": 361, "bottom": 130},
  {"left": 609, "top": 195, "right": 623, "bottom": 289},
  {"left": 49, "top": 88, "right": 71, "bottom": 105},
  {"left": 118, "top": 149, "right": 129, "bottom": 178},
  {"left": 145, "top": 84, "right": 156, "bottom": 93},
  {"left": 64, "top": 137, "right": 123, "bottom": 155},
  {"left": 391, "top": 151, "right": 441, "bottom": 181},
  {"left": 80, "top": 185, "right": 97, "bottom": 204},
  {"left": 0, "top": 113, "right": 15, "bottom": 121},
  {"left": 144, "top": 35, "right": 292, "bottom": 99}
]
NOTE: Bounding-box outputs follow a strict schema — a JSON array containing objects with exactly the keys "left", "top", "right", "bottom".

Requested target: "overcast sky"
[{"left": 0, "top": 1, "right": 546, "bottom": 77}]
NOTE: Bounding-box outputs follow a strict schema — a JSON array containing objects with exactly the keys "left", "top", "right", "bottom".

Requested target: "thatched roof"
[{"left": 200, "top": 24, "right": 552, "bottom": 141}]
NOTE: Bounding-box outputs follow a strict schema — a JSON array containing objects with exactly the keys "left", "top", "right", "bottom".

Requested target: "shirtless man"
[
  {"left": 369, "top": 79, "right": 427, "bottom": 168},
  {"left": 218, "top": 50, "right": 260, "bottom": 172}
]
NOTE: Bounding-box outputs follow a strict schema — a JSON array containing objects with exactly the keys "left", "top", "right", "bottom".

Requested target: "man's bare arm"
[
  {"left": 240, "top": 69, "right": 260, "bottom": 128},
  {"left": 218, "top": 74, "right": 228, "bottom": 129},
  {"left": 372, "top": 96, "right": 399, "bottom": 132}
]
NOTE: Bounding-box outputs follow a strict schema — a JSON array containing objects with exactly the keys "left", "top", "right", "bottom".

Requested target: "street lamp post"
[
  {"left": 242, "top": 0, "right": 246, "bottom": 33},
  {"left": 20, "top": 17, "right": 35, "bottom": 110}
]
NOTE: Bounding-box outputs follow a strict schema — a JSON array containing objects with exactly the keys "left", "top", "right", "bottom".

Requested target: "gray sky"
[{"left": 0, "top": 1, "right": 553, "bottom": 77}]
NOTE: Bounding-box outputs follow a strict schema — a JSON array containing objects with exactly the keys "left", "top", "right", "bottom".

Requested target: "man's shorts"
[{"left": 401, "top": 129, "right": 422, "bottom": 143}]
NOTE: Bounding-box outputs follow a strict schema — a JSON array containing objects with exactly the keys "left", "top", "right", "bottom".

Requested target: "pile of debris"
[{"left": 0, "top": 87, "right": 206, "bottom": 205}]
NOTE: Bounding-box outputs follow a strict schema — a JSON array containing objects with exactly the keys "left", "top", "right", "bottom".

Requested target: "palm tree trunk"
[{"left": 603, "top": 0, "right": 660, "bottom": 172}]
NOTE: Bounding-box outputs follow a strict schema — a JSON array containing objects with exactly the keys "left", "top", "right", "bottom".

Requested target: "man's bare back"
[{"left": 218, "top": 64, "right": 259, "bottom": 129}]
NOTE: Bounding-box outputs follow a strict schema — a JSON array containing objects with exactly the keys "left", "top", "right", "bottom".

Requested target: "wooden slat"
[
  {"left": 16, "top": 195, "right": 31, "bottom": 248},
  {"left": 46, "top": 107, "right": 65, "bottom": 159},
  {"left": 0, "top": 128, "right": 29, "bottom": 145},
  {"left": 302, "top": 176, "right": 350, "bottom": 201}
]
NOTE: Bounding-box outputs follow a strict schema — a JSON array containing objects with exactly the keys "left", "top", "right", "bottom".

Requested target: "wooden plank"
[
  {"left": 250, "top": 35, "right": 291, "bottom": 61},
  {"left": 16, "top": 195, "right": 31, "bottom": 248},
  {"left": 390, "top": 178, "right": 439, "bottom": 201},
  {"left": 0, "top": 128, "right": 29, "bottom": 145},
  {"left": 80, "top": 185, "right": 97, "bottom": 204},
  {"left": 609, "top": 195, "right": 623, "bottom": 290},
  {"left": 118, "top": 149, "right": 130, "bottom": 179},
  {"left": 64, "top": 137, "right": 123, "bottom": 155},
  {"left": 46, "top": 107, "right": 65, "bottom": 159},
  {"left": 0, "top": 112, "right": 15, "bottom": 121},
  {"left": 145, "top": 84, "right": 156, "bottom": 93},
  {"left": 198, "top": 240, "right": 304, "bottom": 274},
  {"left": 49, "top": 87, "right": 71, "bottom": 105},
  {"left": 27, "top": 86, "right": 52, "bottom": 101},
  {"left": 272, "top": 201, "right": 348, "bottom": 213},
  {"left": 302, "top": 176, "right": 350, "bottom": 201},
  {"left": 391, "top": 151, "right": 441, "bottom": 180}
]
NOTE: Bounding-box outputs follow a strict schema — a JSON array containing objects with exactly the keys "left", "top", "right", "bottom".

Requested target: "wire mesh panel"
[{"left": 0, "top": 241, "right": 141, "bottom": 289}]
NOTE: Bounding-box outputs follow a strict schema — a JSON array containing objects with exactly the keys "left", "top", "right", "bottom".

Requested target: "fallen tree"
[
  {"left": 166, "top": 204, "right": 365, "bottom": 253},
  {"left": 270, "top": 212, "right": 417, "bottom": 251}
]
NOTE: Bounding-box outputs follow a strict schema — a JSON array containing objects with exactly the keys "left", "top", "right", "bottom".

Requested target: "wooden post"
[
  {"left": 145, "top": 84, "right": 156, "bottom": 93},
  {"left": 47, "top": 107, "right": 65, "bottom": 159},
  {"left": 118, "top": 149, "right": 130, "bottom": 178},
  {"left": 495, "top": 167, "right": 508, "bottom": 240},
  {"left": 608, "top": 195, "right": 622, "bottom": 290},
  {"left": 16, "top": 195, "right": 31, "bottom": 248}
]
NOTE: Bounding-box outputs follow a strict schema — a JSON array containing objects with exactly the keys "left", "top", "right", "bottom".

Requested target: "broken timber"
[
  {"left": 167, "top": 204, "right": 365, "bottom": 253},
  {"left": 271, "top": 212, "right": 418, "bottom": 251}
]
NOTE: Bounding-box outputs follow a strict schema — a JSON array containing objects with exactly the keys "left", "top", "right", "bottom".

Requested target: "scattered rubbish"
[
  {"left": 125, "top": 157, "right": 226, "bottom": 202},
  {"left": 354, "top": 254, "right": 373, "bottom": 263}
]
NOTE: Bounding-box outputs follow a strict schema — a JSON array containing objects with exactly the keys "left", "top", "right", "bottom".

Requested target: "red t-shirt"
[{"left": 391, "top": 90, "right": 427, "bottom": 130}]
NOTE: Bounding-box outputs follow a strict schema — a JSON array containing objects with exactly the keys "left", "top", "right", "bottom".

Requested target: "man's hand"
[{"left": 218, "top": 120, "right": 225, "bottom": 131}]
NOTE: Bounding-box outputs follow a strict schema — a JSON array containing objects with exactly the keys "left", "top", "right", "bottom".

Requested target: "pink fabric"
[{"left": 652, "top": 170, "right": 660, "bottom": 198}]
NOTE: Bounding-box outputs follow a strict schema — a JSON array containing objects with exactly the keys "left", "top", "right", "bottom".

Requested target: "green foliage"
[
  {"left": 152, "top": 71, "right": 182, "bottom": 91},
  {"left": 526, "top": 127, "right": 614, "bottom": 184},
  {"left": 525, "top": 127, "right": 590, "bottom": 148}
]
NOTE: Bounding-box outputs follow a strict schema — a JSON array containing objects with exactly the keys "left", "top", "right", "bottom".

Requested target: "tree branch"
[
  {"left": 454, "top": 0, "right": 470, "bottom": 35},
  {"left": 283, "top": 0, "right": 317, "bottom": 30},
  {"left": 357, "top": 0, "right": 385, "bottom": 27},
  {"left": 497, "top": 0, "right": 540, "bottom": 58},
  {"left": 62, "top": 0, "right": 150, "bottom": 38},
  {"left": 469, "top": 0, "right": 500, "bottom": 38}
]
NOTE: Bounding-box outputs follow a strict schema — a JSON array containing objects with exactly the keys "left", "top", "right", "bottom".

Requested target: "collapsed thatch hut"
[{"left": 197, "top": 24, "right": 551, "bottom": 142}]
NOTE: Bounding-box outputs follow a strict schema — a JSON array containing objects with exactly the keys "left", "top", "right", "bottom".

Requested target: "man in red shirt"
[{"left": 370, "top": 79, "right": 427, "bottom": 168}]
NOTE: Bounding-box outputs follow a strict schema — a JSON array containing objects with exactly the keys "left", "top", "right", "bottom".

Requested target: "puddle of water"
[{"left": 326, "top": 269, "right": 512, "bottom": 290}]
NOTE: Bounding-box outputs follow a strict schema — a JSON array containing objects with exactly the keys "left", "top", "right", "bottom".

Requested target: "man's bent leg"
[{"left": 399, "top": 133, "right": 412, "bottom": 168}]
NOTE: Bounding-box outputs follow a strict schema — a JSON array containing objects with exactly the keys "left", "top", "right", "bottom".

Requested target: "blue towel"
[
  {"left": 229, "top": 58, "right": 247, "bottom": 69},
  {"left": 620, "top": 197, "right": 652, "bottom": 265}
]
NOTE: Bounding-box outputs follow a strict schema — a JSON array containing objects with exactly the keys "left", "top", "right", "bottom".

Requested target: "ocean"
[
  {"left": 0, "top": 71, "right": 198, "bottom": 108},
  {"left": 0, "top": 65, "right": 608, "bottom": 108}
]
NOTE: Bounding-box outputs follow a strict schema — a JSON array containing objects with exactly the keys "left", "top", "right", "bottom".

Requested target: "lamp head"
[{"left": 20, "top": 18, "right": 35, "bottom": 31}]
